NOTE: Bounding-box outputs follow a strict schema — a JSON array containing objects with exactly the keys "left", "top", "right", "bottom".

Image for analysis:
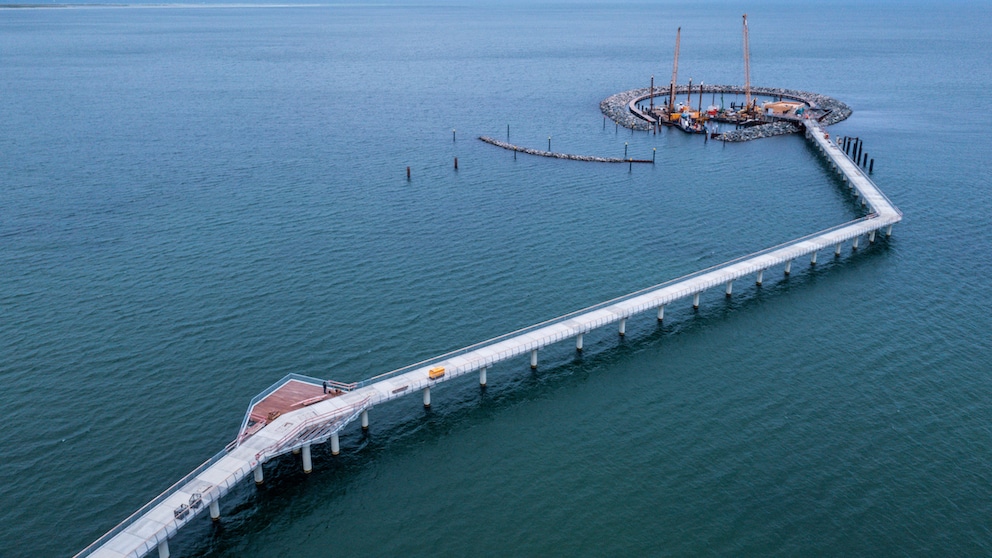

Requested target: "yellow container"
[{"left": 428, "top": 366, "right": 446, "bottom": 379}]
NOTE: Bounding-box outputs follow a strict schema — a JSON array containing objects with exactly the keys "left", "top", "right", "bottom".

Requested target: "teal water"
[{"left": 2, "top": 1, "right": 992, "bottom": 556}]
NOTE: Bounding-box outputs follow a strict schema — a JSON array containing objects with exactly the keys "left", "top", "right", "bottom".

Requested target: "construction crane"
[
  {"left": 742, "top": 14, "right": 752, "bottom": 113},
  {"left": 668, "top": 27, "right": 680, "bottom": 113}
]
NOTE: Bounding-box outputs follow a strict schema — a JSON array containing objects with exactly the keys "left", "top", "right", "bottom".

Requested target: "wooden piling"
[
  {"left": 869, "top": 158, "right": 874, "bottom": 173},
  {"left": 406, "top": 166, "right": 410, "bottom": 180},
  {"left": 454, "top": 157, "right": 458, "bottom": 170}
]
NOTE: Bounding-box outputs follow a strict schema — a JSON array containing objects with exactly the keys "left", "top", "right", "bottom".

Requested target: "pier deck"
[{"left": 77, "top": 118, "right": 899, "bottom": 558}]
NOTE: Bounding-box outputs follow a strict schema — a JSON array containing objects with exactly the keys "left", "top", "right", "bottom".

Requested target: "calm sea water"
[{"left": 2, "top": 1, "right": 991, "bottom": 556}]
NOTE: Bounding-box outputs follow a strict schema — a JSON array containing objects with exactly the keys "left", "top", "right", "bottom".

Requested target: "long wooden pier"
[{"left": 76, "top": 118, "right": 900, "bottom": 558}]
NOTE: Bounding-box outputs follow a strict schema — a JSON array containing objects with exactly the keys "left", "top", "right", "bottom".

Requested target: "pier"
[
  {"left": 76, "top": 118, "right": 900, "bottom": 558},
  {"left": 478, "top": 136, "right": 653, "bottom": 163}
]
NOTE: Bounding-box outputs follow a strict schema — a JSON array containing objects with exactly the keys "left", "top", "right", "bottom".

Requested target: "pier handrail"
[
  {"left": 256, "top": 396, "right": 373, "bottom": 460},
  {"left": 355, "top": 212, "right": 884, "bottom": 390},
  {"left": 74, "top": 447, "right": 232, "bottom": 558}
]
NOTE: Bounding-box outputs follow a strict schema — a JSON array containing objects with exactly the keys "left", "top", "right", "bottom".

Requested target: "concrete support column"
[
  {"left": 885, "top": 224, "right": 893, "bottom": 237},
  {"left": 423, "top": 386, "right": 431, "bottom": 408},
  {"left": 657, "top": 305, "right": 665, "bottom": 322},
  {"left": 725, "top": 281, "right": 733, "bottom": 297},
  {"left": 853, "top": 235, "right": 860, "bottom": 250},
  {"left": 209, "top": 499, "right": 220, "bottom": 522},
  {"left": 619, "top": 318, "right": 627, "bottom": 336},
  {"left": 530, "top": 349, "right": 538, "bottom": 369},
  {"left": 330, "top": 434, "right": 340, "bottom": 456},
  {"left": 785, "top": 259, "right": 792, "bottom": 276},
  {"left": 756, "top": 269, "right": 764, "bottom": 286},
  {"left": 479, "top": 367, "right": 488, "bottom": 386},
  {"left": 835, "top": 242, "right": 842, "bottom": 256},
  {"left": 576, "top": 333, "right": 584, "bottom": 352},
  {"left": 302, "top": 443, "right": 313, "bottom": 472},
  {"left": 692, "top": 292, "right": 700, "bottom": 310},
  {"left": 869, "top": 230, "right": 876, "bottom": 243},
  {"left": 810, "top": 251, "right": 818, "bottom": 266},
  {"left": 361, "top": 410, "right": 369, "bottom": 431},
  {"left": 158, "top": 540, "right": 170, "bottom": 558},
  {"left": 253, "top": 464, "right": 264, "bottom": 485}
]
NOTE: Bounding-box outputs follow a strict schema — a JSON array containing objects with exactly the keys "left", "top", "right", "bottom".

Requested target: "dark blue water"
[{"left": 2, "top": 1, "right": 991, "bottom": 556}]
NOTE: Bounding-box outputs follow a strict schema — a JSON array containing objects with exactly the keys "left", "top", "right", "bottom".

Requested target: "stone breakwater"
[
  {"left": 600, "top": 85, "right": 852, "bottom": 142},
  {"left": 479, "top": 136, "right": 652, "bottom": 163}
]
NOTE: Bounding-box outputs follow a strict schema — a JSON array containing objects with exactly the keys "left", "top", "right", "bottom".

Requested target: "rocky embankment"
[
  {"left": 600, "top": 85, "right": 852, "bottom": 142},
  {"left": 478, "top": 136, "right": 651, "bottom": 163}
]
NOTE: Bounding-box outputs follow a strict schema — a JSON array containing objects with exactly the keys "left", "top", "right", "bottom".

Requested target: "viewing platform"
[{"left": 77, "top": 116, "right": 900, "bottom": 558}]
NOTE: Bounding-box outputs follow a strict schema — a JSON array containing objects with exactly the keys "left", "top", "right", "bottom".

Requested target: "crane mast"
[
  {"left": 668, "top": 27, "right": 680, "bottom": 113},
  {"left": 742, "top": 14, "right": 751, "bottom": 112}
]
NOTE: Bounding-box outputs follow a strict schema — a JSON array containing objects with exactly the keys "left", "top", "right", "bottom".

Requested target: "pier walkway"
[{"left": 77, "top": 119, "right": 900, "bottom": 558}]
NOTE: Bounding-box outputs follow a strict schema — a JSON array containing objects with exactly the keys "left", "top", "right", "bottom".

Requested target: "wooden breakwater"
[{"left": 479, "top": 136, "right": 652, "bottom": 163}]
